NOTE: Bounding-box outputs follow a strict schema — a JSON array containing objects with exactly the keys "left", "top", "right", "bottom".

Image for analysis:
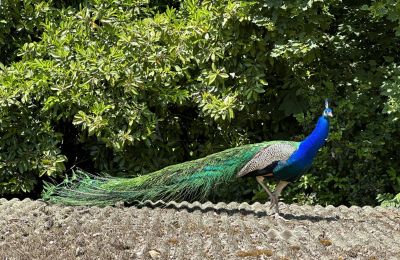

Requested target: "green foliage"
[
  {"left": 366, "top": 0, "right": 400, "bottom": 36},
  {"left": 0, "top": 0, "right": 55, "bottom": 65},
  {"left": 0, "top": 0, "right": 399, "bottom": 206},
  {"left": 377, "top": 193, "right": 400, "bottom": 208}
]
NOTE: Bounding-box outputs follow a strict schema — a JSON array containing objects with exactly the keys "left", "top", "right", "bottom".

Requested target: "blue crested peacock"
[{"left": 43, "top": 100, "right": 333, "bottom": 216}]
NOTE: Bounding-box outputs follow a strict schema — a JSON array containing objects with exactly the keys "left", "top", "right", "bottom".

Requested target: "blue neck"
[
  {"left": 272, "top": 115, "right": 330, "bottom": 181},
  {"left": 290, "top": 116, "right": 329, "bottom": 162}
]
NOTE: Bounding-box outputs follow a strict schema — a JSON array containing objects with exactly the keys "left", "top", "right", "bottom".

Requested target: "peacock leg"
[
  {"left": 255, "top": 176, "right": 278, "bottom": 212},
  {"left": 271, "top": 180, "right": 290, "bottom": 215}
]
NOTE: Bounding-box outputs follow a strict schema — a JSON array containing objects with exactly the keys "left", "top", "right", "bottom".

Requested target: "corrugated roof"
[{"left": 0, "top": 198, "right": 399, "bottom": 259}]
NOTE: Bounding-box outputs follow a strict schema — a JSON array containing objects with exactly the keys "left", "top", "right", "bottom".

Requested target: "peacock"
[{"left": 43, "top": 100, "right": 333, "bottom": 217}]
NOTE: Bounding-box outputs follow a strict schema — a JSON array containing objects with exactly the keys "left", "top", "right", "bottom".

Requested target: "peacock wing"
[{"left": 236, "top": 142, "right": 298, "bottom": 178}]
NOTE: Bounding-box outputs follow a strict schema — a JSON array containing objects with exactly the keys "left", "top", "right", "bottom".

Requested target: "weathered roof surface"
[{"left": 0, "top": 198, "right": 399, "bottom": 259}]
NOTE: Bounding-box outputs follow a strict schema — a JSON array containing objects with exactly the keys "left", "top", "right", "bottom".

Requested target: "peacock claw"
[{"left": 272, "top": 212, "right": 288, "bottom": 221}]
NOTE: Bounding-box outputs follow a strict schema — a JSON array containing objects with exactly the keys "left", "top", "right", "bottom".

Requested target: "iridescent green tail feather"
[{"left": 43, "top": 141, "right": 295, "bottom": 206}]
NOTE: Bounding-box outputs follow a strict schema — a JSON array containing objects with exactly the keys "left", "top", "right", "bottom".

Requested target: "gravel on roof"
[{"left": 0, "top": 198, "right": 399, "bottom": 259}]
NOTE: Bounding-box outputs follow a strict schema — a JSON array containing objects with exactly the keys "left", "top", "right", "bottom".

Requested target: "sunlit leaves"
[
  {"left": 199, "top": 92, "right": 238, "bottom": 121},
  {"left": 366, "top": 0, "right": 400, "bottom": 36},
  {"left": 380, "top": 63, "right": 400, "bottom": 121}
]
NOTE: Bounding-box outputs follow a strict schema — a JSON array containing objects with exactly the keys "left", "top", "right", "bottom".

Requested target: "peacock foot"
[
  {"left": 272, "top": 212, "right": 288, "bottom": 221},
  {"left": 269, "top": 194, "right": 279, "bottom": 210},
  {"left": 268, "top": 195, "right": 288, "bottom": 220}
]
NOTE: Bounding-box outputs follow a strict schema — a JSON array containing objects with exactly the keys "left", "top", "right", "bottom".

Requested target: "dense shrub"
[
  {"left": 0, "top": 0, "right": 54, "bottom": 65},
  {"left": 0, "top": 0, "right": 399, "bottom": 206}
]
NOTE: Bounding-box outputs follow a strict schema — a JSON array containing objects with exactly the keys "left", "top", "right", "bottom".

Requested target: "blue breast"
[{"left": 273, "top": 116, "right": 329, "bottom": 181}]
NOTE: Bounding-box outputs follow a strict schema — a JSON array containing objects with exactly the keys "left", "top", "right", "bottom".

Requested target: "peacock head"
[{"left": 323, "top": 99, "right": 333, "bottom": 118}]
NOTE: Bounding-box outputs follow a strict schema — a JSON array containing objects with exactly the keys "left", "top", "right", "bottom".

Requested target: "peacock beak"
[{"left": 327, "top": 111, "right": 333, "bottom": 117}]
